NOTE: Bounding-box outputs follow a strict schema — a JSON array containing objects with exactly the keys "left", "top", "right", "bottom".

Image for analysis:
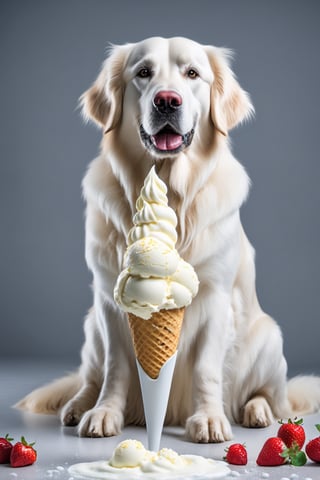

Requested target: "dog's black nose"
[{"left": 153, "top": 90, "right": 182, "bottom": 113}]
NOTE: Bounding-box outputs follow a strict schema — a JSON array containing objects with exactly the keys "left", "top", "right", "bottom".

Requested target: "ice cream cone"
[
  {"left": 113, "top": 166, "right": 198, "bottom": 451},
  {"left": 128, "top": 307, "right": 184, "bottom": 379}
]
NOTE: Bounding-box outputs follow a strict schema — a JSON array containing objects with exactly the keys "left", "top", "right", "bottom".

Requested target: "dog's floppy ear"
[
  {"left": 205, "top": 46, "right": 254, "bottom": 136},
  {"left": 80, "top": 44, "right": 130, "bottom": 133}
]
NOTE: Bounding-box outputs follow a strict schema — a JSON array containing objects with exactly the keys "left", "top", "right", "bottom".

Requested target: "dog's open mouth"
[{"left": 140, "top": 125, "right": 194, "bottom": 154}]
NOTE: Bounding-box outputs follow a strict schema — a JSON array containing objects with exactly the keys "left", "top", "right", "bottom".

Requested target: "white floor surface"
[{"left": 0, "top": 360, "right": 319, "bottom": 480}]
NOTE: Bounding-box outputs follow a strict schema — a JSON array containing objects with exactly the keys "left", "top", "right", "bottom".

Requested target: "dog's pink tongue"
[{"left": 152, "top": 132, "right": 183, "bottom": 151}]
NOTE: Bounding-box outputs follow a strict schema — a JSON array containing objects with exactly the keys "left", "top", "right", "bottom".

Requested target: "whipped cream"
[
  {"left": 114, "top": 166, "right": 199, "bottom": 319},
  {"left": 68, "top": 439, "right": 230, "bottom": 479}
]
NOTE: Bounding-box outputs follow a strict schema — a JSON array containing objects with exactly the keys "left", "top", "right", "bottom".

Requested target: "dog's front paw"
[
  {"left": 186, "top": 412, "right": 233, "bottom": 443},
  {"left": 77, "top": 406, "right": 123, "bottom": 437}
]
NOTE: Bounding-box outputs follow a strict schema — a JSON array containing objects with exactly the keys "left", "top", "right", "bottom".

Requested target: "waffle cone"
[{"left": 128, "top": 307, "right": 185, "bottom": 379}]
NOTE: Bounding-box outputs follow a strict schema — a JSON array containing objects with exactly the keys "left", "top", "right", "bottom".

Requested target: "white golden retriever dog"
[{"left": 17, "top": 37, "right": 320, "bottom": 442}]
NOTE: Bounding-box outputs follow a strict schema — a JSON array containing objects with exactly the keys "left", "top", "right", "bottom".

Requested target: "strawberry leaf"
[
  {"left": 4, "top": 434, "right": 14, "bottom": 443},
  {"left": 286, "top": 417, "right": 304, "bottom": 425},
  {"left": 280, "top": 451, "right": 289, "bottom": 459},
  {"left": 280, "top": 444, "right": 307, "bottom": 466},
  {"left": 290, "top": 450, "right": 307, "bottom": 466},
  {"left": 315, "top": 424, "right": 320, "bottom": 433},
  {"left": 278, "top": 417, "right": 304, "bottom": 426},
  {"left": 20, "top": 436, "right": 35, "bottom": 448},
  {"left": 293, "top": 418, "right": 304, "bottom": 426}
]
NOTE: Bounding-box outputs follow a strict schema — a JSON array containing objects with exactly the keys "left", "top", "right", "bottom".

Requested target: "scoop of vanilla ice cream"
[
  {"left": 114, "top": 166, "right": 199, "bottom": 319},
  {"left": 124, "top": 237, "right": 180, "bottom": 277},
  {"left": 158, "top": 448, "right": 187, "bottom": 466},
  {"left": 170, "top": 259, "right": 199, "bottom": 301},
  {"left": 140, "top": 447, "right": 189, "bottom": 474},
  {"left": 115, "top": 274, "right": 180, "bottom": 319},
  {"left": 109, "top": 439, "right": 147, "bottom": 468}
]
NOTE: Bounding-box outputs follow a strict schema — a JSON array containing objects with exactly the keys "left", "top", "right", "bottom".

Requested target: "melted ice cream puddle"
[{"left": 68, "top": 439, "right": 230, "bottom": 479}]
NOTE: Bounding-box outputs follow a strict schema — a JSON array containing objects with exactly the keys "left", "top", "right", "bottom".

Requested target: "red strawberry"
[
  {"left": 10, "top": 436, "right": 37, "bottom": 468},
  {"left": 278, "top": 418, "right": 305, "bottom": 449},
  {"left": 257, "top": 437, "right": 288, "bottom": 466},
  {"left": 224, "top": 443, "right": 248, "bottom": 465},
  {"left": 306, "top": 424, "right": 320, "bottom": 463},
  {"left": 0, "top": 434, "right": 14, "bottom": 463},
  {"left": 256, "top": 437, "right": 306, "bottom": 467}
]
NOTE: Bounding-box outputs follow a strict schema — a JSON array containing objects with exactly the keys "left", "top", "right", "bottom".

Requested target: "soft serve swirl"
[
  {"left": 114, "top": 166, "right": 199, "bottom": 319},
  {"left": 128, "top": 166, "right": 178, "bottom": 249}
]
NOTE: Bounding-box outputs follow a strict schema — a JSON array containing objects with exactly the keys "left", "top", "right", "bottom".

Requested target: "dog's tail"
[
  {"left": 14, "top": 371, "right": 81, "bottom": 415},
  {"left": 287, "top": 375, "right": 320, "bottom": 416}
]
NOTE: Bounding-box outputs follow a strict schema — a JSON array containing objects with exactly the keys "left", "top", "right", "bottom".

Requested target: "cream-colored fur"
[{"left": 16, "top": 37, "right": 320, "bottom": 442}]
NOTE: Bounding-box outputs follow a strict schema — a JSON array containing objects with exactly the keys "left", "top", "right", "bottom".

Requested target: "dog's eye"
[
  {"left": 137, "top": 67, "right": 152, "bottom": 78},
  {"left": 187, "top": 69, "right": 199, "bottom": 79}
]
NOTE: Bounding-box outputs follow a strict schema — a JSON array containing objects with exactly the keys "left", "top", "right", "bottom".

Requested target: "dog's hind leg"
[
  {"left": 242, "top": 395, "right": 275, "bottom": 428},
  {"left": 228, "top": 312, "right": 291, "bottom": 428},
  {"left": 15, "top": 371, "right": 81, "bottom": 415}
]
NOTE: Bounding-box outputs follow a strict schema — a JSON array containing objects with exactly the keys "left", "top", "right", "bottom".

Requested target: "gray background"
[{"left": 1, "top": 0, "right": 319, "bottom": 376}]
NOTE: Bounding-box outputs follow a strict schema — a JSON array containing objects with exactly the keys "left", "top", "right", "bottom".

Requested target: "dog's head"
[{"left": 81, "top": 37, "right": 253, "bottom": 160}]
